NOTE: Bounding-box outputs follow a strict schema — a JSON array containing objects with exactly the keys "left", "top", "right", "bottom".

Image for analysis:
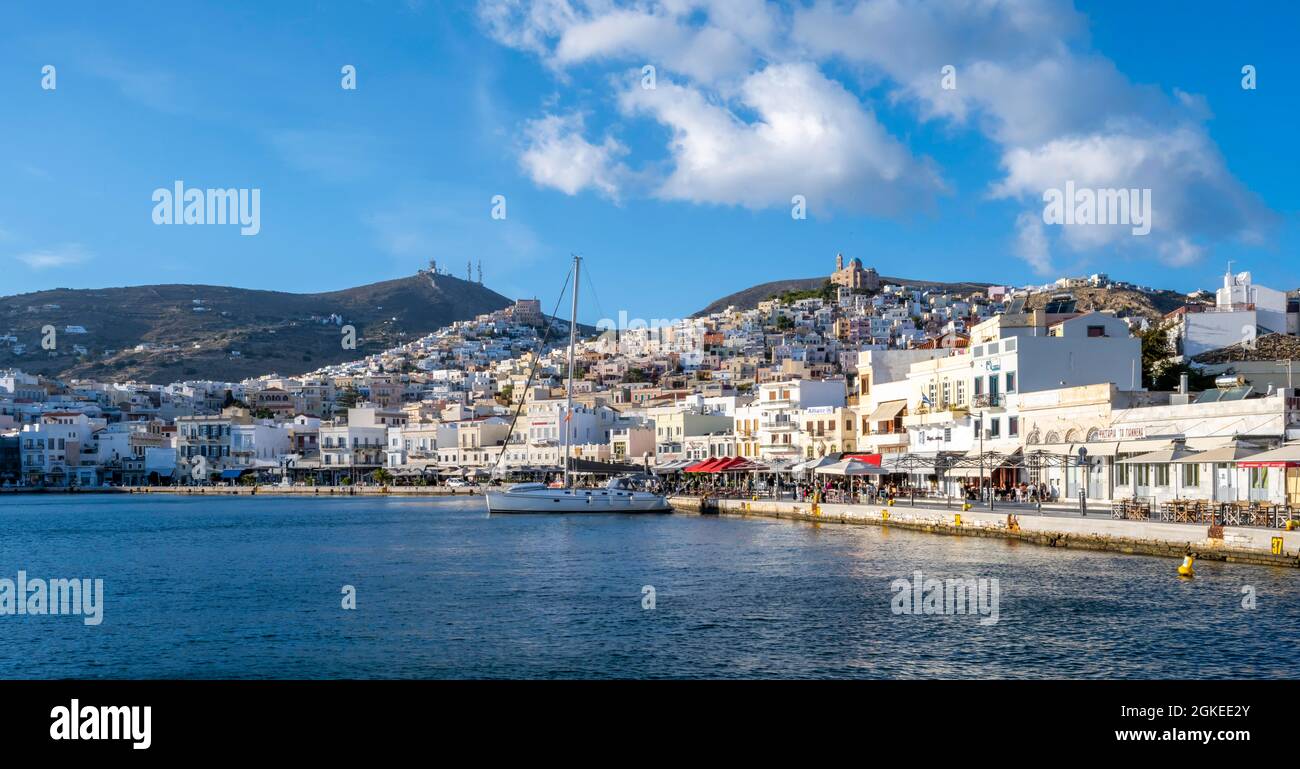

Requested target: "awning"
[
  {"left": 791, "top": 456, "right": 837, "bottom": 473},
  {"left": 815, "top": 459, "right": 888, "bottom": 476},
  {"left": 842, "top": 453, "right": 883, "bottom": 466},
  {"left": 866, "top": 400, "right": 907, "bottom": 422},
  {"left": 684, "top": 458, "right": 724, "bottom": 473},
  {"left": 219, "top": 468, "right": 253, "bottom": 479},
  {"left": 654, "top": 459, "right": 694, "bottom": 472},
  {"left": 1237, "top": 443, "right": 1300, "bottom": 468},
  {"left": 716, "top": 457, "right": 767, "bottom": 472},
  {"left": 1173, "top": 444, "right": 1264, "bottom": 464},
  {"left": 1117, "top": 438, "right": 1177, "bottom": 455},
  {"left": 1118, "top": 445, "right": 1201, "bottom": 464}
]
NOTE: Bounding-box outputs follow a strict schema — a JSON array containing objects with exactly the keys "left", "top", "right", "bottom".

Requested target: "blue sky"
[{"left": 1, "top": 0, "right": 1297, "bottom": 323}]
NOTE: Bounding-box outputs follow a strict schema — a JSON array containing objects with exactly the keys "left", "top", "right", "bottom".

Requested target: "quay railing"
[{"left": 666, "top": 487, "right": 1299, "bottom": 530}]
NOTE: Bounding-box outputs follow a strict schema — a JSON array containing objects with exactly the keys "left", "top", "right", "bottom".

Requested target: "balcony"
[
  {"left": 903, "top": 406, "right": 969, "bottom": 427},
  {"left": 972, "top": 393, "right": 1005, "bottom": 410},
  {"left": 870, "top": 432, "right": 909, "bottom": 449},
  {"left": 762, "top": 421, "right": 797, "bottom": 432}
]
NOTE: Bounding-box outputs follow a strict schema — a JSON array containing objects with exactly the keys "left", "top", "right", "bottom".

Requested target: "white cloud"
[
  {"left": 15, "top": 243, "right": 93, "bottom": 270},
  {"left": 1013, "top": 211, "right": 1052, "bottom": 275},
  {"left": 519, "top": 113, "right": 628, "bottom": 198},
  {"left": 619, "top": 63, "right": 944, "bottom": 214},
  {"left": 992, "top": 128, "right": 1266, "bottom": 256},
  {"left": 789, "top": 0, "right": 1275, "bottom": 269},
  {"left": 482, "top": 0, "right": 1275, "bottom": 268}
]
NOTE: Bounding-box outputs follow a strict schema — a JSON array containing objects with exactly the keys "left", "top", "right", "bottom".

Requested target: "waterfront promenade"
[{"left": 671, "top": 495, "right": 1300, "bottom": 568}]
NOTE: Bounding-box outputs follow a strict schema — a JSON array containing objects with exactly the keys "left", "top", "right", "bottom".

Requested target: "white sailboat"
[{"left": 485, "top": 255, "right": 672, "bottom": 514}]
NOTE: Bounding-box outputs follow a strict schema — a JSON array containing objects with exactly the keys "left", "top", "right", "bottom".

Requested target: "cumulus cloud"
[
  {"left": 619, "top": 63, "right": 945, "bottom": 213},
  {"left": 992, "top": 128, "right": 1266, "bottom": 254},
  {"left": 482, "top": 0, "right": 1275, "bottom": 268},
  {"left": 519, "top": 113, "right": 628, "bottom": 198},
  {"left": 790, "top": 0, "right": 1274, "bottom": 269}
]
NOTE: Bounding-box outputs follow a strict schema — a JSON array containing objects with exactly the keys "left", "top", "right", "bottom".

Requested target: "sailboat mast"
[{"left": 563, "top": 255, "right": 581, "bottom": 488}]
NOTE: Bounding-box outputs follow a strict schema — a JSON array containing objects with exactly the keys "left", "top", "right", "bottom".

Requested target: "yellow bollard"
[
  {"left": 881, "top": 509, "right": 889, "bottom": 521},
  {"left": 954, "top": 513, "right": 963, "bottom": 527},
  {"left": 1177, "top": 555, "right": 1195, "bottom": 578}
]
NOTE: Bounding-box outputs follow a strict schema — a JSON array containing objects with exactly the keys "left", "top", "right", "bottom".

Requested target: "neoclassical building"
[{"left": 831, "top": 253, "right": 881, "bottom": 291}]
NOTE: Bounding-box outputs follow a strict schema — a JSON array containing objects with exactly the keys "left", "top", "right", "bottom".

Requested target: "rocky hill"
[
  {"left": 696, "top": 274, "right": 1193, "bottom": 322},
  {"left": 0, "top": 273, "right": 512, "bottom": 384},
  {"left": 693, "top": 274, "right": 992, "bottom": 316},
  {"left": 1021, "top": 285, "right": 1191, "bottom": 322}
]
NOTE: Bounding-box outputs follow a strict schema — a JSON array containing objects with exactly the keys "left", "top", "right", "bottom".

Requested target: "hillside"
[
  {"left": 1021, "top": 286, "right": 1191, "bottom": 321},
  {"left": 693, "top": 274, "right": 992, "bottom": 316},
  {"left": 0, "top": 274, "right": 512, "bottom": 384},
  {"left": 695, "top": 274, "right": 1192, "bottom": 322}
]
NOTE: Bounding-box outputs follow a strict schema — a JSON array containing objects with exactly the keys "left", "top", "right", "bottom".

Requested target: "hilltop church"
[{"left": 830, "top": 253, "right": 880, "bottom": 292}]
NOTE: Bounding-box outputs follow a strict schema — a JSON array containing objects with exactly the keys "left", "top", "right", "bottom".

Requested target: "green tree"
[
  {"left": 1140, "top": 321, "right": 1217, "bottom": 391},
  {"left": 337, "top": 385, "right": 361, "bottom": 409}
]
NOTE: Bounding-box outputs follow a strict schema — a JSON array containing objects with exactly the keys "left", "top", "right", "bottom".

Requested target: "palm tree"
[{"left": 372, "top": 468, "right": 393, "bottom": 486}]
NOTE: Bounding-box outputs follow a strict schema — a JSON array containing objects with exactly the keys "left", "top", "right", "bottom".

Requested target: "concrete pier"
[{"left": 670, "top": 496, "right": 1300, "bottom": 568}]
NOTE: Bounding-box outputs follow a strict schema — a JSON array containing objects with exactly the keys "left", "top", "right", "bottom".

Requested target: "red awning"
[
  {"left": 720, "top": 458, "right": 767, "bottom": 472},
  {"left": 685, "top": 458, "right": 724, "bottom": 473},
  {"left": 1238, "top": 461, "right": 1300, "bottom": 468},
  {"left": 842, "top": 453, "right": 883, "bottom": 466}
]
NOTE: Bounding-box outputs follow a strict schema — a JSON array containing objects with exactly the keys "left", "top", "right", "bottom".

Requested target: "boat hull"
[{"left": 486, "top": 487, "right": 672, "bottom": 514}]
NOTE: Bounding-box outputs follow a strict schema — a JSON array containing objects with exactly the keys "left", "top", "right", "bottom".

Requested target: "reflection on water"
[{"left": 0, "top": 495, "right": 1293, "bottom": 679}]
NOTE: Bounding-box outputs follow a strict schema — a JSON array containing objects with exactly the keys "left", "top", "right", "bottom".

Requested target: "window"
[
  {"left": 989, "top": 418, "right": 1000, "bottom": 438},
  {"left": 1087, "top": 325, "right": 1106, "bottom": 337},
  {"left": 1182, "top": 463, "right": 1200, "bottom": 487},
  {"left": 1251, "top": 467, "right": 1269, "bottom": 489},
  {"left": 1154, "top": 465, "right": 1169, "bottom": 487},
  {"left": 1005, "top": 371, "right": 1016, "bottom": 393},
  {"left": 1008, "top": 417, "right": 1019, "bottom": 438},
  {"left": 1116, "top": 463, "right": 1130, "bottom": 485},
  {"left": 974, "top": 378, "right": 983, "bottom": 396}
]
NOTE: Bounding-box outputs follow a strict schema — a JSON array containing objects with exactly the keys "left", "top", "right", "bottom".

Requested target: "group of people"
[{"left": 960, "top": 481, "right": 1059, "bottom": 503}]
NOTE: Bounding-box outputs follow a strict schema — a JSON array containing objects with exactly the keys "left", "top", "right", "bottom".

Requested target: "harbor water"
[{"left": 0, "top": 494, "right": 1294, "bottom": 679}]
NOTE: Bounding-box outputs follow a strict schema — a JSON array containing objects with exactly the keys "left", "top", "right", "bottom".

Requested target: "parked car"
[{"left": 445, "top": 478, "right": 469, "bottom": 489}]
